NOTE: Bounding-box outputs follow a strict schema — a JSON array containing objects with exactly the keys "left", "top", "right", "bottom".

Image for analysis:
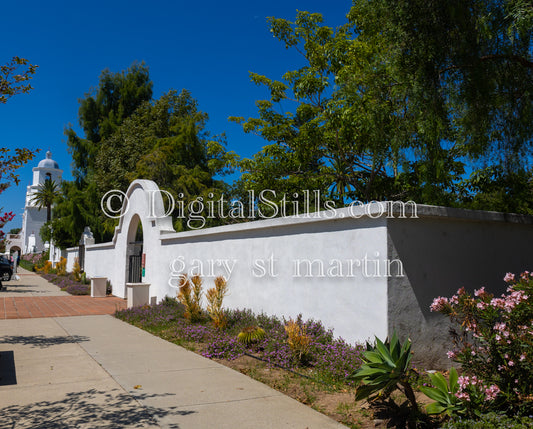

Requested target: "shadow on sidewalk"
[
  {"left": 0, "top": 388, "right": 195, "bottom": 428},
  {"left": 0, "top": 335, "right": 90, "bottom": 348}
]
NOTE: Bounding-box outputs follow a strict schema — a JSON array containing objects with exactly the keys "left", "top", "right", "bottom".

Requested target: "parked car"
[{"left": 0, "top": 256, "right": 13, "bottom": 281}]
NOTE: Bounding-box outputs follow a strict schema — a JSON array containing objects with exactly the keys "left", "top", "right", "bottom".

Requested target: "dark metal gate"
[
  {"left": 79, "top": 244, "right": 85, "bottom": 271},
  {"left": 128, "top": 254, "right": 142, "bottom": 283}
]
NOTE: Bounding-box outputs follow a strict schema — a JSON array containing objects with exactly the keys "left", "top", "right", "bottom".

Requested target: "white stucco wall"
[
  {"left": 21, "top": 207, "right": 47, "bottom": 253},
  {"left": 83, "top": 180, "right": 390, "bottom": 345},
  {"left": 77, "top": 180, "right": 533, "bottom": 364},
  {"left": 66, "top": 247, "right": 79, "bottom": 272}
]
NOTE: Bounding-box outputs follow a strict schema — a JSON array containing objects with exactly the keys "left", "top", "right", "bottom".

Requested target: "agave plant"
[
  {"left": 419, "top": 367, "right": 465, "bottom": 416},
  {"left": 349, "top": 331, "right": 417, "bottom": 409},
  {"left": 237, "top": 326, "right": 266, "bottom": 345}
]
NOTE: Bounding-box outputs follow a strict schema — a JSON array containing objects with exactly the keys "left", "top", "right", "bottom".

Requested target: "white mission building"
[{"left": 20, "top": 151, "right": 62, "bottom": 254}]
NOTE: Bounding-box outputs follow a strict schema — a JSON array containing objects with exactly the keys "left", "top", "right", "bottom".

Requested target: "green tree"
[
  {"left": 53, "top": 63, "right": 236, "bottom": 246},
  {"left": 52, "top": 63, "right": 154, "bottom": 246},
  {"left": 233, "top": 3, "right": 532, "bottom": 212},
  {"left": 66, "top": 61, "right": 153, "bottom": 182},
  {"left": 31, "top": 179, "right": 59, "bottom": 223},
  {"left": 95, "top": 89, "right": 237, "bottom": 231}
]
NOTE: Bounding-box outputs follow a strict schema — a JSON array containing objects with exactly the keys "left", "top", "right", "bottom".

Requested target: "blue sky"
[{"left": 1, "top": 0, "right": 352, "bottom": 229}]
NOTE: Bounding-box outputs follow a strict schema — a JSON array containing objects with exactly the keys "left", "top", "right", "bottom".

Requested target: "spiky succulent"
[{"left": 237, "top": 326, "right": 266, "bottom": 345}]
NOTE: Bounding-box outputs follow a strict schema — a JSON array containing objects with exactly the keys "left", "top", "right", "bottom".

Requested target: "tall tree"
[
  {"left": 52, "top": 63, "right": 154, "bottom": 246},
  {"left": 54, "top": 64, "right": 236, "bottom": 246},
  {"left": 66, "top": 62, "right": 153, "bottom": 182},
  {"left": 95, "top": 89, "right": 237, "bottom": 231},
  {"left": 31, "top": 179, "right": 59, "bottom": 223},
  {"left": 232, "top": 2, "right": 533, "bottom": 212}
]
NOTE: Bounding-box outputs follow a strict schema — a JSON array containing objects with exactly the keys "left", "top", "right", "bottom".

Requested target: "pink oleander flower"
[
  {"left": 508, "top": 360, "right": 514, "bottom": 366},
  {"left": 456, "top": 391, "right": 470, "bottom": 401},
  {"left": 458, "top": 376, "right": 470, "bottom": 389},
  {"left": 520, "top": 271, "right": 530, "bottom": 280},
  {"left": 474, "top": 287, "right": 486, "bottom": 297},
  {"left": 504, "top": 272, "right": 515, "bottom": 283},
  {"left": 447, "top": 350, "right": 457, "bottom": 359},
  {"left": 430, "top": 296, "right": 449, "bottom": 312},
  {"left": 476, "top": 301, "right": 487, "bottom": 310},
  {"left": 470, "top": 375, "right": 480, "bottom": 385},
  {"left": 520, "top": 354, "right": 526, "bottom": 362},
  {"left": 484, "top": 385, "right": 500, "bottom": 401},
  {"left": 490, "top": 297, "right": 505, "bottom": 309},
  {"left": 494, "top": 322, "right": 507, "bottom": 332}
]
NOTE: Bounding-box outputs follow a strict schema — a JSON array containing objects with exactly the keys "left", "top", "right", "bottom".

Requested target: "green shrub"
[
  {"left": 419, "top": 368, "right": 465, "bottom": 417},
  {"left": 18, "top": 259, "right": 34, "bottom": 271},
  {"left": 443, "top": 412, "right": 533, "bottom": 429}
]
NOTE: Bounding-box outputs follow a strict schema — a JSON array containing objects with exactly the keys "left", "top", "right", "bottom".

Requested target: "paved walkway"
[
  {"left": 0, "top": 269, "right": 346, "bottom": 428},
  {"left": 0, "top": 269, "right": 126, "bottom": 319}
]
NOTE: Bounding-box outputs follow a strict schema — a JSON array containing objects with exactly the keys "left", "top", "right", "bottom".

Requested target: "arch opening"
[{"left": 125, "top": 215, "right": 144, "bottom": 283}]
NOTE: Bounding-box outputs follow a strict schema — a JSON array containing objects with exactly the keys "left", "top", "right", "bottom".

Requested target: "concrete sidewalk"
[{"left": 0, "top": 273, "right": 346, "bottom": 428}]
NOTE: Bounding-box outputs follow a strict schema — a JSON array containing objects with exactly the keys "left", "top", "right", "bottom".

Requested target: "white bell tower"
[{"left": 20, "top": 151, "right": 63, "bottom": 253}]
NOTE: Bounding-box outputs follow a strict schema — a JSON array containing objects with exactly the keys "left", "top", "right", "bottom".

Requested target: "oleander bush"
[{"left": 430, "top": 271, "right": 533, "bottom": 417}]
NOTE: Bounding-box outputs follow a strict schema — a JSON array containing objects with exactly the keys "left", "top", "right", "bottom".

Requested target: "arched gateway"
[{"left": 83, "top": 180, "right": 175, "bottom": 300}]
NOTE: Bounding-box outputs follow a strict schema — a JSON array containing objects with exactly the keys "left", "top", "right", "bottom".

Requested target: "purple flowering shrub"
[
  {"left": 41, "top": 273, "right": 90, "bottom": 295},
  {"left": 22, "top": 253, "right": 43, "bottom": 264},
  {"left": 116, "top": 302, "right": 364, "bottom": 386},
  {"left": 116, "top": 297, "right": 184, "bottom": 326},
  {"left": 430, "top": 271, "right": 533, "bottom": 416}
]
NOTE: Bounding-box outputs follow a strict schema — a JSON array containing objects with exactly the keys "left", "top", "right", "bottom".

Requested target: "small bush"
[
  {"left": 177, "top": 274, "right": 203, "bottom": 322},
  {"left": 206, "top": 276, "right": 228, "bottom": 329},
  {"left": 56, "top": 257, "right": 67, "bottom": 276},
  {"left": 18, "top": 259, "right": 34, "bottom": 271},
  {"left": 238, "top": 326, "right": 266, "bottom": 345},
  {"left": 285, "top": 317, "right": 312, "bottom": 364},
  {"left": 40, "top": 260, "right": 53, "bottom": 274},
  {"left": 443, "top": 412, "right": 533, "bottom": 429},
  {"left": 72, "top": 257, "right": 81, "bottom": 281}
]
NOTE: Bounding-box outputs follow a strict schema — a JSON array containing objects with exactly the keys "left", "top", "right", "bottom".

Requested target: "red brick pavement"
[{"left": 0, "top": 295, "right": 127, "bottom": 319}]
